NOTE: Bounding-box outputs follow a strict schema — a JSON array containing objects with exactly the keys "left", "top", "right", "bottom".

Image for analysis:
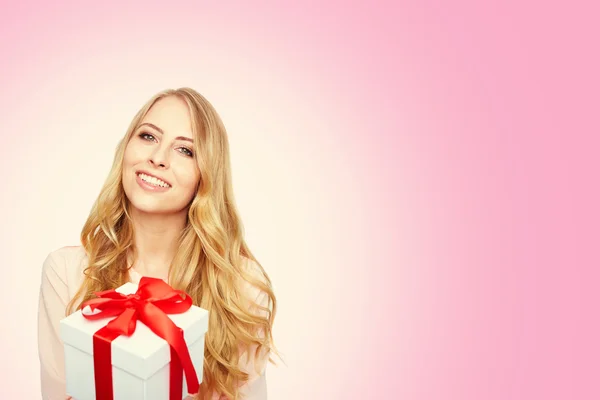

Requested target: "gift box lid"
[{"left": 60, "top": 282, "right": 209, "bottom": 380}]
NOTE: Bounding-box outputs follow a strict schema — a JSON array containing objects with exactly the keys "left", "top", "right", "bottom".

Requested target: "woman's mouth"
[{"left": 135, "top": 172, "right": 172, "bottom": 191}]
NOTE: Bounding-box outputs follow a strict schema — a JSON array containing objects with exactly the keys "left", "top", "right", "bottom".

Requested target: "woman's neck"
[{"left": 127, "top": 207, "right": 187, "bottom": 280}]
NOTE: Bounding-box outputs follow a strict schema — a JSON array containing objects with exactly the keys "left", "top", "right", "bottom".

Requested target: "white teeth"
[{"left": 138, "top": 173, "right": 170, "bottom": 188}]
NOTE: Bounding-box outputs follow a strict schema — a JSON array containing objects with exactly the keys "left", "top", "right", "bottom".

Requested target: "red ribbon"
[{"left": 81, "top": 277, "right": 200, "bottom": 400}]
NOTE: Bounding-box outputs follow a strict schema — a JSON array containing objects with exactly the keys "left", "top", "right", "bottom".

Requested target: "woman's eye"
[
  {"left": 139, "top": 132, "right": 156, "bottom": 141},
  {"left": 138, "top": 132, "right": 192, "bottom": 157},
  {"left": 178, "top": 147, "right": 194, "bottom": 157}
]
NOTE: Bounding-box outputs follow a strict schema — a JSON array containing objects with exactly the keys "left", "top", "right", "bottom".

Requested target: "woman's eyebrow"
[{"left": 138, "top": 122, "right": 193, "bottom": 142}]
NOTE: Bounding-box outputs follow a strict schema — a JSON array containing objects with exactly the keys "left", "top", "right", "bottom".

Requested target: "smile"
[{"left": 135, "top": 172, "right": 172, "bottom": 191}]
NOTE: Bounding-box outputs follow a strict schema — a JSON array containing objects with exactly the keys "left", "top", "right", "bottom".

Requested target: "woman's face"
[{"left": 122, "top": 95, "right": 200, "bottom": 216}]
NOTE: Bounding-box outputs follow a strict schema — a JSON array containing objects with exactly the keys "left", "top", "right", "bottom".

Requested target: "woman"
[{"left": 37, "top": 88, "right": 278, "bottom": 400}]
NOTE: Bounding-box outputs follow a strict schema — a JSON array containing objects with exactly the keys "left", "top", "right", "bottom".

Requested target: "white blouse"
[{"left": 37, "top": 246, "right": 270, "bottom": 400}]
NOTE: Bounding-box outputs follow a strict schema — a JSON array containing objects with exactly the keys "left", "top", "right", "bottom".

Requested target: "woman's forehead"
[{"left": 141, "top": 96, "right": 195, "bottom": 139}]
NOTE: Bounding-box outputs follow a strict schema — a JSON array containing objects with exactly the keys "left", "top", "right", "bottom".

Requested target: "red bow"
[{"left": 82, "top": 277, "right": 200, "bottom": 399}]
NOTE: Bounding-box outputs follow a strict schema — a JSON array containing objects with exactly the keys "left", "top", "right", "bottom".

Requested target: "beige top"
[{"left": 38, "top": 246, "right": 270, "bottom": 400}]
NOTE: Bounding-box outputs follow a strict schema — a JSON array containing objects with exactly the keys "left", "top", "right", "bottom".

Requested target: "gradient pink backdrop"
[{"left": 1, "top": 1, "right": 598, "bottom": 399}]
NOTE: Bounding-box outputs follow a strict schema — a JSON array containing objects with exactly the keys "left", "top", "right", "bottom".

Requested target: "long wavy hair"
[{"left": 66, "top": 88, "right": 280, "bottom": 399}]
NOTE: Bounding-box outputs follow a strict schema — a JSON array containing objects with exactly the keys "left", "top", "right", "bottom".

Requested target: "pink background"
[{"left": 1, "top": 1, "right": 599, "bottom": 399}]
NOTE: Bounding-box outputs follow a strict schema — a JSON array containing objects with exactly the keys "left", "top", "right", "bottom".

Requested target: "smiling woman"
[
  {"left": 122, "top": 96, "right": 202, "bottom": 235},
  {"left": 37, "top": 88, "right": 279, "bottom": 400}
]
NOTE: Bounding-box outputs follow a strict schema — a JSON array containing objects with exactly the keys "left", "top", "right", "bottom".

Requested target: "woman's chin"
[
  {"left": 129, "top": 201, "right": 187, "bottom": 217},
  {"left": 129, "top": 201, "right": 167, "bottom": 215}
]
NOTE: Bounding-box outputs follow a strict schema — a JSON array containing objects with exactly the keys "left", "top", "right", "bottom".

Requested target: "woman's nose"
[
  {"left": 149, "top": 158, "right": 167, "bottom": 168},
  {"left": 149, "top": 147, "right": 169, "bottom": 168}
]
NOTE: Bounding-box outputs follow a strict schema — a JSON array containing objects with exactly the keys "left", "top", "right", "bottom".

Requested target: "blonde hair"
[{"left": 66, "top": 88, "right": 280, "bottom": 399}]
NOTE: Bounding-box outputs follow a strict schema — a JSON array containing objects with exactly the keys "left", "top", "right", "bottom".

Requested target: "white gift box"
[{"left": 59, "top": 282, "right": 209, "bottom": 400}]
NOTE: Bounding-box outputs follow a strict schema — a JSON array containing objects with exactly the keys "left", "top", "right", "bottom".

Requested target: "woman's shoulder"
[
  {"left": 238, "top": 256, "right": 271, "bottom": 307},
  {"left": 44, "top": 245, "right": 87, "bottom": 270},
  {"left": 42, "top": 245, "right": 88, "bottom": 297},
  {"left": 47, "top": 244, "right": 86, "bottom": 260}
]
